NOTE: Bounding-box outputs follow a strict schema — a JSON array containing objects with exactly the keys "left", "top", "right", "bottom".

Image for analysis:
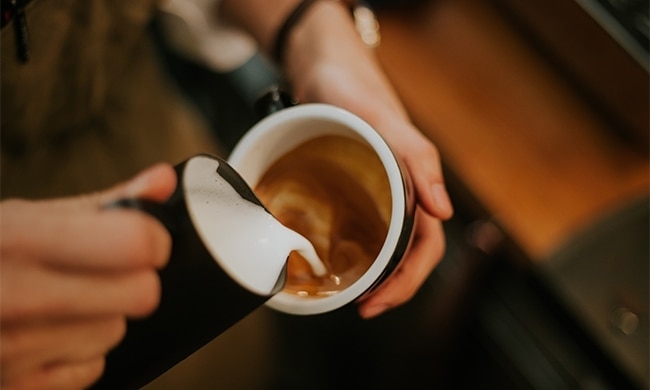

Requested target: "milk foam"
[{"left": 183, "top": 155, "right": 325, "bottom": 296}]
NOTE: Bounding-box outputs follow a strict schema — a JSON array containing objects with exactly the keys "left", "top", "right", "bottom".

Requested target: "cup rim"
[{"left": 228, "top": 103, "right": 413, "bottom": 315}]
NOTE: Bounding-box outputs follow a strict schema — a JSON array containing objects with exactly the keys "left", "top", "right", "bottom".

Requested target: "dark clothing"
[{"left": 1, "top": 0, "right": 222, "bottom": 199}]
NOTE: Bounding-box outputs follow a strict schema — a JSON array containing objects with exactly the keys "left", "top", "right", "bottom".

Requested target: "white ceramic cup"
[{"left": 228, "top": 103, "right": 415, "bottom": 315}]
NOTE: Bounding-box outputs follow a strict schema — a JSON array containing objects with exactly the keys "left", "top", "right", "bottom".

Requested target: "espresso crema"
[{"left": 255, "top": 135, "right": 391, "bottom": 297}]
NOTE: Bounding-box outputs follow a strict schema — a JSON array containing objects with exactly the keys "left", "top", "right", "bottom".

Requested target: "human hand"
[
  {"left": 280, "top": 1, "right": 454, "bottom": 319},
  {"left": 221, "top": 0, "right": 453, "bottom": 318},
  {"left": 355, "top": 125, "right": 452, "bottom": 320},
  {"left": 0, "top": 163, "right": 176, "bottom": 390},
  {"left": 327, "top": 106, "right": 452, "bottom": 320}
]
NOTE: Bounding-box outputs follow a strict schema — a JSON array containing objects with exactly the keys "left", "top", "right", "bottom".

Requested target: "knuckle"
[
  {"left": 0, "top": 200, "right": 34, "bottom": 256},
  {"left": 395, "top": 282, "right": 419, "bottom": 305},
  {"left": 102, "top": 316, "right": 128, "bottom": 351},
  {"left": 81, "top": 358, "right": 107, "bottom": 389},
  {"left": 431, "top": 240, "right": 446, "bottom": 265},
  {"left": 120, "top": 213, "right": 171, "bottom": 268},
  {"left": 60, "top": 357, "right": 106, "bottom": 390},
  {"left": 128, "top": 271, "right": 162, "bottom": 318},
  {"left": 383, "top": 269, "right": 419, "bottom": 307}
]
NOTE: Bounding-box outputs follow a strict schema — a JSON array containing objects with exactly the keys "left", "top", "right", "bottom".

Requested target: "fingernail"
[
  {"left": 432, "top": 183, "right": 452, "bottom": 216},
  {"left": 360, "top": 303, "right": 390, "bottom": 319}
]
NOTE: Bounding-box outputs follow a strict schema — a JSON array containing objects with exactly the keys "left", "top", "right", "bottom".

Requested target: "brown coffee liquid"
[{"left": 255, "top": 135, "right": 391, "bottom": 297}]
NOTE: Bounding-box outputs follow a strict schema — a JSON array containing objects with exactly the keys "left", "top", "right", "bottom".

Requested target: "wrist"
[
  {"left": 282, "top": 1, "right": 368, "bottom": 89},
  {"left": 273, "top": 0, "right": 379, "bottom": 65}
]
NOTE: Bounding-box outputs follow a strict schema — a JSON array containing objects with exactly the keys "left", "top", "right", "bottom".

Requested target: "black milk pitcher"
[{"left": 91, "top": 153, "right": 314, "bottom": 390}]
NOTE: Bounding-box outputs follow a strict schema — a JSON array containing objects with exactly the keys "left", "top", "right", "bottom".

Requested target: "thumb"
[{"left": 98, "top": 163, "right": 178, "bottom": 206}]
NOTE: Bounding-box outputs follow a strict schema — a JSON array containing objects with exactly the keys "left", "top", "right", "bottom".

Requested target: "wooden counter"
[{"left": 374, "top": 0, "right": 649, "bottom": 262}]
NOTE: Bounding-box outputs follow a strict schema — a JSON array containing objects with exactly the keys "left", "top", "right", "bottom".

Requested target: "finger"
[
  {"left": 400, "top": 139, "right": 453, "bottom": 221},
  {"left": 358, "top": 209, "right": 445, "bottom": 319},
  {"left": 1, "top": 199, "right": 171, "bottom": 272},
  {"left": 2, "top": 356, "right": 106, "bottom": 390},
  {"left": 96, "top": 162, "right": 178, "bottom": 206},
  {"left": 0, "top": 163, "right": 175, "bottom": 271},
  {"left": 1, "top": 261, "right": 162, "bottom": 321},
  {"left": 0, "top": 316, "right": 124, "bottom": 385},
  {"left": 4, "top": 163, "right": 177, "bottom": 215},
  {"left": 375, "top": 118, "right": 453, "bottom": 221}
]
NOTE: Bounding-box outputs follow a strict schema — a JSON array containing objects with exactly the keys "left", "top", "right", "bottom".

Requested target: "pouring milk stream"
[{"left": 183, "top": 155, "right": 327, "bottom": 295}]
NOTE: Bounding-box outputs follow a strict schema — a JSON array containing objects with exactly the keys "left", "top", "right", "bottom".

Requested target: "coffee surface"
[{"left": 255, "top": 135, "right": 391, "bottom": 297}]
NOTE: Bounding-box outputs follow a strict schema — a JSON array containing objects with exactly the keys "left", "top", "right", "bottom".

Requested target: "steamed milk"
[
  {"left": 184, "top": 155, "right": 326, "bottom": 297},
  {"left": 255, "top": 135, "right": 391, "bottom": 297}
]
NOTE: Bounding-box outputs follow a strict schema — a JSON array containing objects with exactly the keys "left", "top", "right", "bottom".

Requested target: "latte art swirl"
[{"left": 255, "top": 135, "right": 391, "bottom": 297}]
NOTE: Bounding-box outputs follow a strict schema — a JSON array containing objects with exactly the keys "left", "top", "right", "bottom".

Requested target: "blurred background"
[{"left": 141, "top": 0, "right": 648, "bottom": 388}]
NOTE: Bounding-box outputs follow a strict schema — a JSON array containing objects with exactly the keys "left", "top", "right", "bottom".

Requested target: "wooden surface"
[{"left": 374, "top": 0, "right": 649, "bottom": 261}]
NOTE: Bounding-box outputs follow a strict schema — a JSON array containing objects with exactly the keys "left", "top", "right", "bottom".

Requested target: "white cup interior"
[{"left": 228, "top": 104, "right": 409, "bottom": 315}]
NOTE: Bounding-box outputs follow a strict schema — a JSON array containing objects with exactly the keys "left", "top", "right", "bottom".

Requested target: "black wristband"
[
  {"left": 271, "top": 0, "right": 379, "bottom": 66},
  {"left": 271, "top": 0, "right": 320, "bottom": 65}
]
